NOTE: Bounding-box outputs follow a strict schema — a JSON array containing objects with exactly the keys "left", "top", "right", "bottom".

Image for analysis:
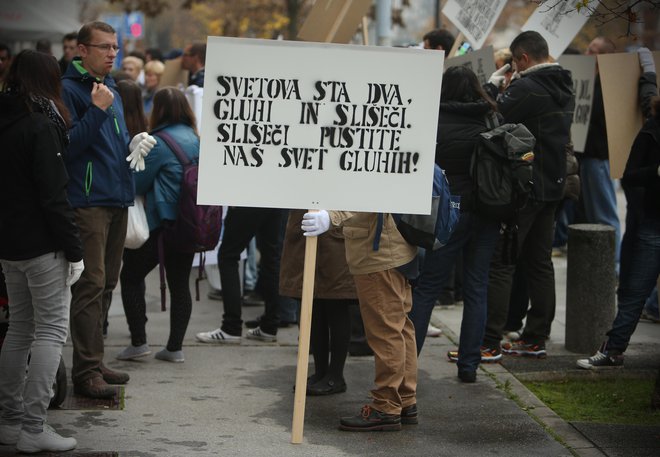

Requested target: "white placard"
[
  {"left": 445, "top": 46, "right": 497, "bottom": 86},
  {"left": 522, "top": 2, "right": 599, "bottom": 59},
  {"left": 557, "top": 55, "right": 596, "bottom": 153},
  {"left": 197, "top": 37, "right": 444, "bottom": 214},
  {"left": 442, "top": 0, "right": 507, "bottom": 50}
]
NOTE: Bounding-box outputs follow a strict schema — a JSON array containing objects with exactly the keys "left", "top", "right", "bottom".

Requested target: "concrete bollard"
[{"left": 565, "top": 224, "right": 616, "bottom": 353}]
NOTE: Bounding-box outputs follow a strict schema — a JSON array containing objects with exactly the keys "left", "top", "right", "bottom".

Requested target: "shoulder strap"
[
  {"left": 153, "top": 130, "right": 191, "bottom": 167},
  {"left": 373, "top": 213, "right": 384, "bottom": 251},
  {"left": 485, "top": 112, "right": 499, "bottom": 130}
]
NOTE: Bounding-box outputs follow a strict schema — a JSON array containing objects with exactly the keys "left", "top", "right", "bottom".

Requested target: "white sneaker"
[
  {"left": 116, "top": 343, "right": 151, "bottom": 360},
  {"left": 246, "top": 327, "right": 277, "bottom": 342},
  {"left": 195, "top": 328, "right": 241, "bottom": 344},
  {"left": 0, "top": 422, "right": 20, "bottom": 445},
  {"left": 16, "top": 424, "right": 76, "bottom": 453},
  {"left": 503, "top": 330, "right": 521, "bottom": 341},
  {"left": 427, "top": 324, "right": 442, "bottom": 337}
]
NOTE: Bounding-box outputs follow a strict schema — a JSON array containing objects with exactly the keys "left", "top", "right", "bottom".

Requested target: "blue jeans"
[
  {"left": 409, "top": 212, "right": 499, "bottom": 372},
  {"left": 580, "top": 157, "right": 621, "bottom": 267},
  {"left": 606, "top": 217, "right": 660, "bottom": 352},
  {"left": 0, "top": 252, "right": 70, "bottom": 433}
]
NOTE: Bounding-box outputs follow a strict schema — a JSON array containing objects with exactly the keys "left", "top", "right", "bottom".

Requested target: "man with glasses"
[{"left": 61, "top": 21, "right": 155, "bottom": 399}]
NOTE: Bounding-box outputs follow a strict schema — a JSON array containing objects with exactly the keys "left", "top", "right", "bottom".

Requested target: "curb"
[{"left": 434, "top": 310, "right": 607, "bottom": 457}]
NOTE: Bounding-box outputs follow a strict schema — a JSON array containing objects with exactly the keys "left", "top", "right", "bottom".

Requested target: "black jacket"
[
  {"left": 487, "top": 63, "right": 575, "bottom": 202},
  {"left": 0, "top": 94, "right": 83, "bottom": 262},
  {"left": 436, "top": 100, "right": 496, "bottom": 211},
  {"left": 622, "top": 116, "right": 660, "bottom": 222}
]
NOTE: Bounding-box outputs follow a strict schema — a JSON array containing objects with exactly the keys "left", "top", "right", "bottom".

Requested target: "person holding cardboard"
[{"left": 301, "top": 210, "right": 418, "bottom": 431}]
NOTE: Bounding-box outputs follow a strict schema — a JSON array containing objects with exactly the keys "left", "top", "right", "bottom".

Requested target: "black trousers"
[
  {"left": 120, "top": 229, "right": 194, "bottom": 351},
  {"left": 483, "top": 201, "right": 559, "bottom": 348},
  {"left": 218, "top": 207, "right": 284, "bottom": 335}
]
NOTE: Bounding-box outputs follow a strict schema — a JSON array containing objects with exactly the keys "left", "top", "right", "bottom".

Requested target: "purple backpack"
[
  {"left": 154, "top": 130, "right": 222, "bottom": 253},
  {"left": 153, "top": 130, "right": 222, "bottom": 307}
]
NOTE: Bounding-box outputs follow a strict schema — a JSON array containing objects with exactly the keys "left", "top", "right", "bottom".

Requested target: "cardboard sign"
[
  {"left": 297, "top": 0, "right": 371, "bottom": 44},
  {"left": 442, "top": 0, "right": 507, "bottom": 50},
  {"left": 558, "top": 55, "right": 596, "bottom": 153},
  {"left": 445, "top": 46, "right": 496, "bottom": 86},
  {"left": 197, "top": 37, "right": 444, "bottom": 214},
  {"left": 522, "top": 2, "right": 598, "bottom": 59},
  {"left": 598, "top": 51, "right": 660, "bottom": 179},
  {"left": 159, "top": 57, "right": 189, "bottom": 89}
]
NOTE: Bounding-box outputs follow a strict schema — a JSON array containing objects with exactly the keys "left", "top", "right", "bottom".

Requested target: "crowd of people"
[{"left": 0, "top": 17, "right": 658, "bottom": 453}]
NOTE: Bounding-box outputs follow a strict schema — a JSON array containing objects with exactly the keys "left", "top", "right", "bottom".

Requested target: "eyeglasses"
[{"left": 84, "top": 43, "right": 120, "bottom": 53}]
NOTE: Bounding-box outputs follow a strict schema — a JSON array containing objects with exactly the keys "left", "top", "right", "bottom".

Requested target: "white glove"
[
  {"left": 127, "top": 132, "right": 157, "bottom": 170},
  {"left": 66, "top": 260, "right": 84, "bottom": 286},
  {"left": 301, "top": 210, "right": 330, "bottom": 237},
  {"left": 638, "top": 47, "right": 656, "bottom": 73},
  {"left": 488, "top": 63, "right": 511, "bottom": 87}
]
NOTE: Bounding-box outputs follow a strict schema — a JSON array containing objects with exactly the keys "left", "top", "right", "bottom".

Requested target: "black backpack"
[
  {"left": 471, "top": 120, "right": 536, "bottom": 223},
  {"left": 471, "top": 118, "right": 536, "bottom": 264}
]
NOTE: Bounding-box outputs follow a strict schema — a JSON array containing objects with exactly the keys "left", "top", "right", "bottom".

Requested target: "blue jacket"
[
  {"left": 136, "top": 123, "right": 200, "bottom": 231},
  {"left": 61, "top": 58, "right": 134, "bottom": 208}
]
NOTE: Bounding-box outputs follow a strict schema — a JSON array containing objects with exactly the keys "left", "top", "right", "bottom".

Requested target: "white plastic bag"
[{"left": 125, "top": 195, "right": 149, "bottom": 249}]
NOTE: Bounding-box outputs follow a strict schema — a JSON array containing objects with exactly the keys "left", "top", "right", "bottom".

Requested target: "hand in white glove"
[
  {"left": 66, "top": 260, "right": 85, "bottom": 286},
  {"left": 301, "top": 210, "right": 330, "bottom": 237},
  {"left": 127, "top": 132, "right": 157, "bottom": 170},
  {"left": 488, "top": 63, "right": 511, "bottom": 87},
  {"left": 638, "top": 47, "right": 656, "bottom": 73}
]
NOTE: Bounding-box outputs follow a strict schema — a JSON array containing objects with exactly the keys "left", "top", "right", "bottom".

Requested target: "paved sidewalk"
[{"left": 0, "top": 249, "right": 657, "bottom": 456}]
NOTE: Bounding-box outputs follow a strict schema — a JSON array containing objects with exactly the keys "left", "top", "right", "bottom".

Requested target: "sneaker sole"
[
  {"left": 401, "top": 416, "right": 418, "bottom": 425},
  {"left": 195, "top": 335, "right": 241, "bottom": 344},
  {"left": 116, "top": 351, "right": 151, "bottom": 361},
  {"left": 576, "top": 360, "right": 623, "bottom": 370},
  {"left": 502, "top": 349, "right": 547, "bottom": 359},
  {"left": 447, "top": 354, "right": 502, "bottom": 363},
  {"left": 338, "top": 423, "right": 402, "bottom": 432},
  {"left": 245, "top": 335, "right": 277, "bottom": 343}
]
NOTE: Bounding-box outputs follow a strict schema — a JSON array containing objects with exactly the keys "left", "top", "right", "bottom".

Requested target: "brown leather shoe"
[
  {"left": 100, "top": 364, "right": 129, "bottom": 385},
  {"left": 73, "top": 376, "right": 117, "bottom": 399}
]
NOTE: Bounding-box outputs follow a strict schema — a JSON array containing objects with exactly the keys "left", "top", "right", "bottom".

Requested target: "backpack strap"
[
  {"left": 153, "top": 130, "right": 191, "bottom": 167},
  {"left": 158, "top": 232, "right": 167, "bottom": 311},
  {"left": 373, "top": 213, "right": 384, "bottom": 251},
  {"left": 485, "top": 112, "right": 500, "bottom": 130}
]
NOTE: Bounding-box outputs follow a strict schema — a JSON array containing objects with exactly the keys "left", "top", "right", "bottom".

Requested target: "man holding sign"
[{"left": 302, "top": 210, "right": 418, "bottom": 432}]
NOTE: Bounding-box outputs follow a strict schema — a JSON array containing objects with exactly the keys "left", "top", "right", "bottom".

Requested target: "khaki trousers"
[
  {"left": 353, "top": 269, "right": 417, "bottom": 415},
  {"left": 70, "top": 207, "right": 127, "bottom": 384}
]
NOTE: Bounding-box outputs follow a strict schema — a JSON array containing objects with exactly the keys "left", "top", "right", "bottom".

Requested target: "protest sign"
[
  {"left": 557, "top": 55, "right": 596, "bottom": 153},
  {"left": 445, "top": 45, "right": 496, "bottom": 86},
  {"left": 197, "top": 37, "right": 444, "bottom": 215},
  {"left": 522, "top": 2, "right": 598, "bottom": 58},
  {"left": 159, "top": 57, "right": 188, "bottom": 89},
  {"left": 442, "top": 0, "right": 507, "bottom": 50},
  {"left": 599, "top": 51, "right": 660, "bottom": 178},
  {"left": 297, "top": 0, "right": 371, "bottom": 44}
]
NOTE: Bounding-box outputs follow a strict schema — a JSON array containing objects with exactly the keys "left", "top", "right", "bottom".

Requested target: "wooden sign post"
[{"left": 197, "top": 37, "right": 444, "bottom": 444}]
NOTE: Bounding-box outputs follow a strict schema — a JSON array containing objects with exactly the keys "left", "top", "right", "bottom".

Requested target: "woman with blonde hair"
[{"left": 142, "top": 60, "right": 165, "bottom": 116}]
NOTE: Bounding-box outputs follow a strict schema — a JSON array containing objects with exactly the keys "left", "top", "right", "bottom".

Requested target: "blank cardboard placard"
[
  {"left": 297, "top": 0, "right": 371, "bottom": 44},
  {"left": 159, "top": 57, "right": 189, "bottom": 89},
  {"left": 599, "top": 51, "right": 660, "bottom": 178}
]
